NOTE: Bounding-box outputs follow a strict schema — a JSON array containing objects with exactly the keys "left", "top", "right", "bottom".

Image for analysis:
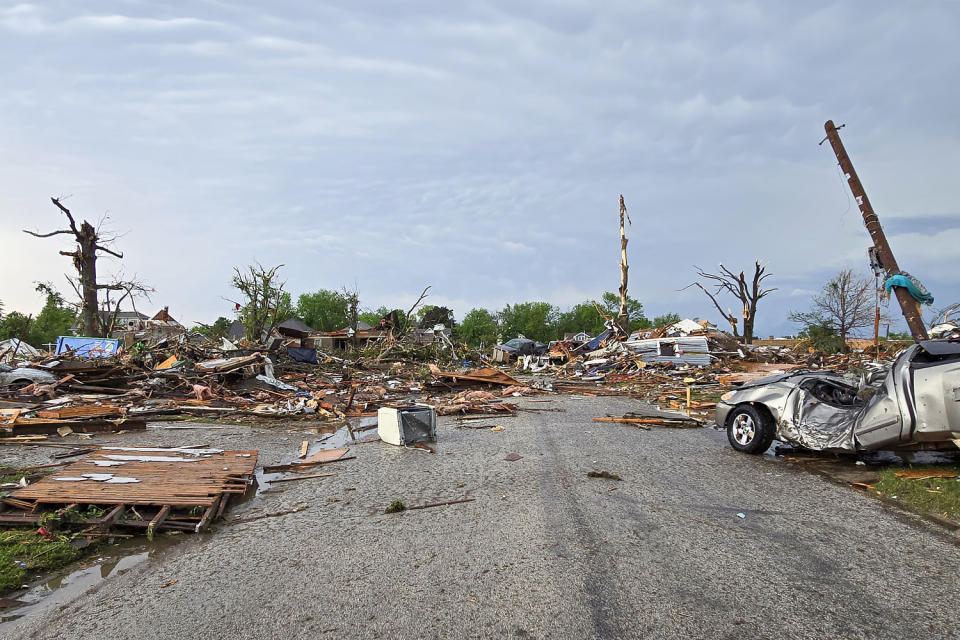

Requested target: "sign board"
[{"left": 55, "top": 336, "right": 121, "bottom": 358}]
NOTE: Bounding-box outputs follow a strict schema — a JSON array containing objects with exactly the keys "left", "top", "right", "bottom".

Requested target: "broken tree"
[
  {"left": 23, "top": 198, "right": 144, "bottom": 338},
  {"left": 617, "top": 194, "right": 632, "bottom": 335},
  {"left": 687, "top": 261, "right": 775, "bottom": 344},
  {"left": 228, "top": 263, "right": 291, "bottom": 341}
]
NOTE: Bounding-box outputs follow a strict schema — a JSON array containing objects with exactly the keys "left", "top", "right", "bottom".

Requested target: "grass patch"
[
  {"left": 384, "top": 499, "right": 406, "bottom": 514},
  {"left": 874, "top": 465, "right": 960, "bottom": 521},
  {"left": 0, "top": 529, "right": 88, "bottom": 592},
  {"left": 0, "top": 464, "right": 58, "bottom": 485}
]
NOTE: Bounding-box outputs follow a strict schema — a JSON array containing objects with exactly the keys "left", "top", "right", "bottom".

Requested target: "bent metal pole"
[{"left": 822, "top": 120, "right": 928, "bottom": 341}]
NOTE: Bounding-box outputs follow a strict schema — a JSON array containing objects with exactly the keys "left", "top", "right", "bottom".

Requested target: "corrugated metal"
[{"left": 622, "top": 336, "right": 712, "bottom": 366}]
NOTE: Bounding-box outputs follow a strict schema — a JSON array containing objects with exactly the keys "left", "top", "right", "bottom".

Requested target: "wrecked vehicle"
[
  {"left": 0, "top": 363, "right": 57, "bottom": 388},
  {"left": 717, "top": 339, "right": 960, "bottom": 454},
  {"left": 495, "top": 338, "right": 548, "bottom": 357}
]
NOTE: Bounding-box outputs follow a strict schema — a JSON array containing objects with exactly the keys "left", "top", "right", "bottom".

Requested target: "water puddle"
[
  {"left": 0, "top": 533, "right": 186, "bottom": 632},
  {"left": 765, "top": 443, "right": 960, "bottom": 485},
  {"left": 252, "top": 422, "right": 375, "bottom": 495}
]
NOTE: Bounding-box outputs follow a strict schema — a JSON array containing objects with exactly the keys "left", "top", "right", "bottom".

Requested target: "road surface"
[{"left": 9, "top": 395, "right": 960, "bottom": 639}]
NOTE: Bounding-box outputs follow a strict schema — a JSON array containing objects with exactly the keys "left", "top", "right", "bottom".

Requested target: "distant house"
[
  {"left": 71, "top": 310, "right": 149, "bottom": 335},
  {"left": 150, "top": 307, "right": 182, "bottom": 327},
  {"left": 276, "top": 318, "right": 315, "bottom": 339},
  {"left": 563, "top": 331, "right": 592, "bottom": 344},
  {"left": 227, "top": 320, "right": 246, "bottom": 342}
]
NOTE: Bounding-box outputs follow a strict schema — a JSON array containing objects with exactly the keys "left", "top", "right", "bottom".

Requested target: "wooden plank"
[
  {"left": 96, "top": 504, "right": 126, "bottom": 532},
  {"left": 7, "top": 419, "right": 146, "bottom": 435},
  {"left": 147, "top": 505, "right": 171, "bottom": 540},
  {"left": 263, "top": 455, "right": 356, "bottom": 473},
  {"left": 195, "top": 495, "right": 223, "bottom": 532}
]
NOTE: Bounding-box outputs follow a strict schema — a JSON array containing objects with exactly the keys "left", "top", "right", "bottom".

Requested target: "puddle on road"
[
  {"left": 254, "top": 422, "right": 376, "bottom": 495},
  {"left": 0, "top": 533, "right": 186, "bottom": 632},
  {"left": 764, "top": 443, "right": 960, "bottom": 486}
]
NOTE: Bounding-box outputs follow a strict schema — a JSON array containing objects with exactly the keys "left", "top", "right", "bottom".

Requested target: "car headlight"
[{"left": 720, "top": 391, "right": 735, "bottom": 402}]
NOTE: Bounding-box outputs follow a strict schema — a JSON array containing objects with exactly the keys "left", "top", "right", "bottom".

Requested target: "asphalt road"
[{"left": 8, "top": 395, "right": 960, "bottom": 639}]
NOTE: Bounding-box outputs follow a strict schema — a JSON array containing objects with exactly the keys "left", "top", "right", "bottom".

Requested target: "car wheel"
[{"left": 726, "top": 405, "right": 774, "bottom": 454}]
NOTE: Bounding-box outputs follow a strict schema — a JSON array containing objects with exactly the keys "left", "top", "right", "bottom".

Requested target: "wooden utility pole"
[
  {"left": 822, "top": 121, "right": 928, "bottom": 341},
  {"left": 617, "top": 194, "right": 631, "bottom": 335}
]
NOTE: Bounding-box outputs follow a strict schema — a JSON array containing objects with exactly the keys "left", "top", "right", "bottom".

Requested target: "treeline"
[
  {"left": 200, "top": 288, "right": 680, "bottom": 349},
  {"left": 457, "top": 292, "right": 680, "bottom": 348}
]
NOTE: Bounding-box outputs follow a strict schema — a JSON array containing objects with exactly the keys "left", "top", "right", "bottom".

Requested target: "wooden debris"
[
  {"left": 893, "top": 469, "right": 960, "bottom": 480},
  {"left": 407, "top": 498, "right": 475, "bottom": 510},
  {"left": 270, "top": 472, "right": 337, "bottom": 483},
  {"left": 1, "top": 448, "right": 258, "bottom": 533}
]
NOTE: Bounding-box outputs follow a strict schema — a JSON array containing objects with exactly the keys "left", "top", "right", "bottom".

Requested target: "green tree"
[
  {"left": 798, "top": 322, "right": 847, "bottom": 353},
  {"left": 295, "top": 289, "right": 350, "bottom": 332},
  {"left": 885, "top": 330, "right": 912, "bottom": 341},
  {"left": 652, "top": 313, "right": 682, "bottom": 328},
  {"left": 28, "top": 283, "right": 75, "bottom": 347},
  {"left": 418, "top": 306, "right": 454, "bottom": 329},
  {"left": 358, "top": 306, "right": 408, "bottom": 330},
  {"left": 0, "top": 311, "right": 32, "bottom": 344},
  {"left": 228, "top": 263, "right": 289, "bottom": 341},
  {"left": 195, "top": 316, "right": 233, "bottom": 340},
  {"left": 554, "top": 302, "right": 605, "bottom": 338},
  {"left": 499, "top": 302, "right": 559, "bottom": 343},
  {"left": 600, "top": 292, "right": 648, "bottom": 330},
  {"left": 457, "top": 308, "right": 499, "bottom": 348}
]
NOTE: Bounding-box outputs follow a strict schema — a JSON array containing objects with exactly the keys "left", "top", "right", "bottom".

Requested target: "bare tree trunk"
[
  {"left": 25, "top": 199, "right": 128, "bottom": 338},
  {"left": 617, "top": 194, "right": 631, "bottom": 335}
]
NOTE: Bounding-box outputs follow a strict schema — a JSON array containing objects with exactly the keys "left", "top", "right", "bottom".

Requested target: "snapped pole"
[{"left": 822, "top": 121, "right": 928, "bottom": 341}]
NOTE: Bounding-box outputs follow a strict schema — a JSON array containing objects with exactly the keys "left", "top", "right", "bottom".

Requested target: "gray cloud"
[{"left": 1, "top": 0, "right": 958, "bottom": 337}]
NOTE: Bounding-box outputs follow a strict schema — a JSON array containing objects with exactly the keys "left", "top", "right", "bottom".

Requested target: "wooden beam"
[{"left": 147, "top": 505, "right": 171, "bottom": 540}]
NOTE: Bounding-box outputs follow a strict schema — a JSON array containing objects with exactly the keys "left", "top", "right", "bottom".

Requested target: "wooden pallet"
[{"left": 0, "top": 448, "right": 258, "bottom": 533}]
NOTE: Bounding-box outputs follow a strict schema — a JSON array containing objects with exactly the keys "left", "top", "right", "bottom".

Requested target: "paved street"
[{"left": 9, "top": 395, "right": 960, "bottom": 640}]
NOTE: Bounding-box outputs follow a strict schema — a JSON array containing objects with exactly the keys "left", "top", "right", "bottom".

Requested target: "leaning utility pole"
[
  {"left": 821, "top": 121, "right": 928, "bottom": 341},
  {"left": 617, "top": 194, "right": 631, "bottom": 335}
]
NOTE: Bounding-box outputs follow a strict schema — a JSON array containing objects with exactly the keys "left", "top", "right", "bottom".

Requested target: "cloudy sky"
[{"left": 1, "top": 1, "right": 958, "bottom": 337}]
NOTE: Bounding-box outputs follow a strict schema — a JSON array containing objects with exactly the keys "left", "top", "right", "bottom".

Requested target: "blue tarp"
[
  {"left": 55, "top": 336, "right": 121, "bottom": 358},
  {"left": 884, "top": 274, "right": 934, "bottom": 305},
  {"left": 585, "top": 329, "right": 612, "bottom": 351}
]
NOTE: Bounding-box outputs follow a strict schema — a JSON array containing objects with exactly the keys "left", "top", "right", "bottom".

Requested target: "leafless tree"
[
  {"left": 789, "top": 269, "right": 875, "bottom": 343},
  {"left": 686, "top": 261, "right": 776, "bottom": 344},
  {"left": 226, "top": 263, "right": 289, "bottom": 341},
  {"left": 23, "top": 197, "right": 146, "bottom": 337},
  {"left": 617, "top": 194, "right": 632, "bottom": 335}
]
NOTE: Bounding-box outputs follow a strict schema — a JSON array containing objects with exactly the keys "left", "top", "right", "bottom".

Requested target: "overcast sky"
[{"left": 1, "top": 1, "right": 958, "bottom": 337}]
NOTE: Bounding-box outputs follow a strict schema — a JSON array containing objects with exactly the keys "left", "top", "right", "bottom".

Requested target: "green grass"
[
  {"left": 0, "top": 464, "right": 57, "bottom": 485},
  {"left": 0, "top": 529, "right": 86, "bottom": 592},
  {"left": 874, "top": 465, "right": 960, "bottom": 521}
]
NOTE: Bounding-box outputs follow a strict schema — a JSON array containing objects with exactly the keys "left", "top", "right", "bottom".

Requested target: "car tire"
[{"left": 726, "top": 404, "right": 774, "bottom": 454}]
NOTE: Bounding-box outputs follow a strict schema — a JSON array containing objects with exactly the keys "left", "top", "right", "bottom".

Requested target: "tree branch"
[
  {"left": 95, "top": 244, "right": 124, "bottom": 259},
  {"left": 23, "top": 229, "right": 73, "bottom": 239},
  {"left": 50, "top": 197, "right": 79, "bottom": 235}
]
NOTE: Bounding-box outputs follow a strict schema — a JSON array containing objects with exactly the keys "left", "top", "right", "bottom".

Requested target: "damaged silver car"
[
  {"left": 0, "top": 363, "right": 56, "bottom": 389},
  {"left": 716, "top": 339, "right": 960, "bottom": 454}
]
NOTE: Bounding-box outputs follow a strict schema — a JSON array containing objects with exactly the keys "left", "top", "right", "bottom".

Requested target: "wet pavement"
[{"left": 3, "top": 396, "right": 960, "bottom": 639}]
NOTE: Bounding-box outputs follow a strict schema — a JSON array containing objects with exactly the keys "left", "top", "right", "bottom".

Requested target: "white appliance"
[{"left": 377, "top": 406, "right": 437, "bottom": 446}]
